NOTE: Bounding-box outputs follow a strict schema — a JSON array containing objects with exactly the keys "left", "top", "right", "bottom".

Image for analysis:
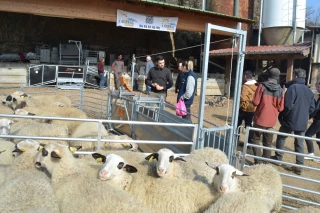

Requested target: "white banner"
[{"left": 116, "top": 10, "right": 178, "bottom": 32}]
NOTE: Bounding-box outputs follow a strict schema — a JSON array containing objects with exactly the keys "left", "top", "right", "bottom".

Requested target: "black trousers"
[
  {"left": 305, "top": 119, "right": 320, "bottom": 153},
  {"left": 237, "top": 108, "right": 254, "bottom": 128}
]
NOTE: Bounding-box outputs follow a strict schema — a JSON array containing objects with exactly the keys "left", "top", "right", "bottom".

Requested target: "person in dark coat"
[
  {"left": 271, "top": 68, "right": 315, "bottom": 175},
  {"left": 304, "top": 83, "right": 320, "bottom": 160},
  {"left": 175, "top": 63, "right": 183, "bottom": 93}
]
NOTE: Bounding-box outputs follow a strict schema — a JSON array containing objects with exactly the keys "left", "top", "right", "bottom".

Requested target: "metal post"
[
  {"left": 202, "top": 0, "right": 206, "bottom": 10},
  {"left": 258, "top": 0, "right": 264, "bottom": 46},
  {"left": 293, "top": 0, "right": 297, "bottom": 44},
  {"left": 196, "top": 23, "right": 211, "bottom": 149},
  {"left": 42, "top": 64, "right": 44, "bottom": 85},
  {"left": 131, "top": 54, "right": 135, "bottom": 91},
  {"left": 79, "top": 84, "right": 84, "bottom": 110},
  {"left": 229, "top": 31, "right": 247, "bottom": 160},
  {"left": 308, "top": 29, "right": 315, "bottom": 86},
  {"left": 234, "top": 0, "right": 239, "bottom": 17},
  {"left": 97, "top": 121, "right": 102, "bottom": 151}
]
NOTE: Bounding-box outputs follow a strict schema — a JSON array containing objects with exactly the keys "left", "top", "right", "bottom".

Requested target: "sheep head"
[
  {"left": 145, "top": 148, "right": 186, "bottom": 177},
  {"left": 34, "top": 142, "right": 81, "bottom": 175},
  {"left": 92, "top": 153, "right": 137, "bottom": 181},
  {"left": 206, "top": 163, "right": 248, "bottom": 194},
  {"left": 0, "top": 118, "right": 14, "bottom": 135},
  {"left": 12, "top": 139, "right": 44, "bottom": 158}
]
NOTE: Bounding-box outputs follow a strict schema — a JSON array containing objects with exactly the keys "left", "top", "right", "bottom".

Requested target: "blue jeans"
[
  {"left": 146, "top": 85, "right": 151, "bottom": 93},
  {"left": 99, "top": 73, "right": 106, "bottom": 87},
  {"left": 305, "top": 119, "right": 320, "bottom": 153}
]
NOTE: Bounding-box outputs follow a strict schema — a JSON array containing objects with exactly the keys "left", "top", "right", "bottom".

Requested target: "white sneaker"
[{"left": 304, "top": 153, "right": 314, "bottom": 160}]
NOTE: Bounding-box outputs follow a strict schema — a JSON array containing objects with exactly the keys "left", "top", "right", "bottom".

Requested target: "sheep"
[
  {"left": 206, "top": 163, "right": 282, "bottom": 213},
  {"left": 34, "top": 142, "right": 151, "bottom": 213},
  {"left": 4, "top": 93, "right": 72, "bottom": 110},
  {"left": 0, "top": 118, "right": 14, "bottom": 135},
  {"left": 0, "top": 139, "right": 15, "bottom": 165},
  {"left": 69, "top": 122, "right": 138, "bottom": 151},
  {"left": 204, "top": 192, "right": 270, "bottom": 213},
  {"left": 145, "top": 147, "right": 228, "bottom": 184},
  {"left": 92, "top": 152, "right": 222, "bottom": 213},
  {"left": 11, "top": 122, "right": 69, "bottom": 145},
  {"left": 15, "top": 106, "right": 87, "bottom": 134},
  {"left": 0, "top": 105, "right": 14, "bottom": 114},
  {"left": 0, "top": 139, "right": 60, "bottom": 213}
]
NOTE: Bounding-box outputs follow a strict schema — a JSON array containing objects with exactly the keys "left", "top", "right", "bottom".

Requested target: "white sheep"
[
  {"left": 145, "top": 147, "right": 228, "bottom": 184},
  {"left": 0, "top": 139, "right": 60, "bottom": 213},
  {"left": 34, "top": 142, "right": 151, "bottom": 213},
  {"left": 0, "top": 118, "right": 14, "bottom": 135},
  {"left": 70, "top": 122, "right": 138, "bottom": 151},
  {"left": 206, "top": 163, "right": 282, "bottom": 213},
  {"left": 4, "top": 93, "right": 72, "bottom": 110},
  {"left": 204, "top": 191, "right": 270, "bottom": 213},
  {"left": 11, "top": 122, "right": 69, "bottom": 145},
  {"left": 0, "top": 139, "right": 15, "bottom": 165},
  {"left": 15, "top": 106, "right": 87, "bottom": 134},
  {"left": 92, "top": 152, "right": 221, "bottom": 213}
]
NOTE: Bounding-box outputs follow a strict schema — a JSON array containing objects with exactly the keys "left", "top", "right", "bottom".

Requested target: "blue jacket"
[
  {"left": 177, "top": 71, "right": 197, "bottom": 106},
  {"left": 279, "top": 78, "right": 315, "bottom": 131}
]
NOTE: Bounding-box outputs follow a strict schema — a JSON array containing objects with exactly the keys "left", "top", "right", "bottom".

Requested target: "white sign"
[{"left": 116, "top": 9, "right": 178, "bottom": 32}]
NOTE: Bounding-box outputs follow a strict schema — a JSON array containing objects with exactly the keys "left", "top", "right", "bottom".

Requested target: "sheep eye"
[
  {"left": 215, "top": 167, "right": 220, "bottom": 175},
  {"left": 42, "top": 148, "right": 48, "bottom": 157},
  {"left": 117, "top": 162, "right": 124, "bottom": 170},
  {"left": 169, "top": 156, "right": 174, "bottom": 163}
]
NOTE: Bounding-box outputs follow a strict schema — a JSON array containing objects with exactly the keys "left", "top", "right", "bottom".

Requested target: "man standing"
[
  {"left": 177, "top": 60, "right": 197, "bottom": 122},
  {"left": 251, "top": 68, "right": 284, "bottom": 164},
  {"left": 145, "top": 56, "right": 154, "bottom": 95},
  {"left": 97, "top": 57, "right": 106, "bottom": 88},
  {"left": 145, "top": 55, "right": 173, "bottom": 99},
  {"left": 112, "top": 54, "right": 125, "bottom": 90},
  {"left": 237, "top": 70, "right": 257, "bottom": 140},
  {"left": 271, "top": 68, "right": 315, "bottom": 175},
  {"left": 175, "top": 63, "right": 183, "bottom": 94}
]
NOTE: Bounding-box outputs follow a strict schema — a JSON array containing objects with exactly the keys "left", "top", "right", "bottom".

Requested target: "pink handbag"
[{"left": 176, "top": 99, "right": 187, "bottom": 116}]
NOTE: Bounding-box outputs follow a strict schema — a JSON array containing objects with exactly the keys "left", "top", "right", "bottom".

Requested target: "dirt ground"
[
  {"left": 166, "top": 90, "right": 320, "bottom": 211},
  {"left": 1, "top": 86, "right": 319, "bottom": 211}
]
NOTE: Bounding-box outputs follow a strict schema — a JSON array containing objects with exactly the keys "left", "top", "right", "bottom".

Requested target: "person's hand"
[{"left": 155, "top": 85, "right": 164, "bottom": 91}]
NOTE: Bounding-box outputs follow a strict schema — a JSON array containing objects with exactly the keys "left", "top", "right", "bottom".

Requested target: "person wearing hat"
[
  {"left": 271, "top": 68, "right": 315, "bottom": 175},
  {"left": 250, "top": 68, "right": 284, "bottom": 164}
]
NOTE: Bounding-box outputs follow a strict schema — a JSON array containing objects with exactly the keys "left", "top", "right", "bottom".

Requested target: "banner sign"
[{"left": 116, "top": 9, "right": 178, "bottom": 32}]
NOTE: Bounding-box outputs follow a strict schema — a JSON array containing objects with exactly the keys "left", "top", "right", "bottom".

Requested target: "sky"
[{"left": 307, "top": 0, "right": 320, "bottom": 9}]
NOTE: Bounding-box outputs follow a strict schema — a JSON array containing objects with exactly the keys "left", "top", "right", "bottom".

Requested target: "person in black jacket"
[
  {"left": 304, "top": 83, "right": 320, "bottom": 159},
  {"left": 271, "top": 68, "right": 315, "bottom": 175},
  {"left": 175, "top": 63, "right": 183, "bottom": 93},
  {"left": 145, "top": 55, "right": 173, "bottom": 99}
]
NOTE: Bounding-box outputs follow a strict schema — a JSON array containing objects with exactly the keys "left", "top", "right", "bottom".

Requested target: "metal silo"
[{"left": 261, "top": 0, "right": 306, "bottom": 45}]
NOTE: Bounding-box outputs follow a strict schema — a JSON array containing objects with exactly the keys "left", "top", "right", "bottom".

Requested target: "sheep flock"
[{"left": 0, "top": 90, "right": 314, "bottom": 213}]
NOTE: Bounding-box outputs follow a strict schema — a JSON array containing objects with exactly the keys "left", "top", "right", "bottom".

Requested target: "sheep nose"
[
  {"left": 220, "top": 185, "right": 228, "bottom": 193},
  {"left": 35, "top": 162, "right": 41, "bottom": 168},
  {"left": 100, "top": 170, "right": 108, "bottom": 177},
  {"left": 158, "top": 168, "right": 164, "bottom": 173}
]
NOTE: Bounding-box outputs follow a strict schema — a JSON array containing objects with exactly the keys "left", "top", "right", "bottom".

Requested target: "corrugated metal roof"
[
  {"left": 209, "top": 42, "right": 311, "bottom": 57},
  {"left": 137, "top": 0, "right": 254, "bottom": 23}
]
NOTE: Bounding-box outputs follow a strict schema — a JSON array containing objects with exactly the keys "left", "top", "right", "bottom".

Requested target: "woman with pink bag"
[{"left": 176, "top": 60, "right": 197, "bottom": 122}]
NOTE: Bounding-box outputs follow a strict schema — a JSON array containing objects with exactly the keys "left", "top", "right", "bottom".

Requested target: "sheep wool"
[
  {"left": 35, "top": 143, "right": 151, "bottom": 213},
  {"left": 0, "top": 140, "right": 60, "bottom": 213},
  {"left": 0, "top": 139, "right": 15, "bottom": 165}
]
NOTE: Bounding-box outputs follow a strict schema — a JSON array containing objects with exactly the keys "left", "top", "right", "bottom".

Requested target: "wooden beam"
[
  {"left": 0, "top": 0, "right": 246, "bottom": 34},
  {"left": 211, "top": 54, "right": 308, "bottom": 60},
  {"left": 286, "top": 57, "right": 294, "bottom": 81}
]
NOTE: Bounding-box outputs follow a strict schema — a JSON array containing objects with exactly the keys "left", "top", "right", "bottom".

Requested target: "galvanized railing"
[{"left": 241, "top": 127, "right": 320, "bottom": 210}]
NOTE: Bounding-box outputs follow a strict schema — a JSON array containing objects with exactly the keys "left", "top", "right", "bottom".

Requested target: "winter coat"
[
  {"left": 278, "top": 78, "right": 315, "bottom": 131},
  {"left": 252, "top": 79, "right": 284, "bottom": 128},
  {"left": 240, "top": 80, "right": 257, "bottom": 112}
]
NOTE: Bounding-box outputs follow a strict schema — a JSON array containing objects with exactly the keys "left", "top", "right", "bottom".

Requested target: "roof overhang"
[
  {"left": 0, "top": 0, "right": 254, "bottom": 35},
  {"left": 209, "top": 42, "right": 311, "bottom": 60}
]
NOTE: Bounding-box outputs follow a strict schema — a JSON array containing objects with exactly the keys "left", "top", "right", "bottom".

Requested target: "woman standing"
[
  {"left": 177, "top": 60, "right": 197, "bottom": 122},
  {"left": 97, "top": 57, "right": 106, "bottom": 88}
]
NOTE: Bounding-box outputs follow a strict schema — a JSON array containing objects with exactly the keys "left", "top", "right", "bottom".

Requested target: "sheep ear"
[
  {"left": 173, "top": 156, "right": 186, "bottom": 162},
  {"left": 13, "top": 97, "right": 17, "bottom": 102},
  {"left": 92, "top": 153, "right": 106, "bottom": 164},
  {"left": 38, "top": 144, "right": 45, "bottom": 151},
  {"left": 206, "top": 162, "right": 219, "bottom": 169},
  {"left": 12, "top": 148, "right": 23, "bottom": 153},
  {"left": 28, "top": 112, "right": 35, "bottom": 116},
  {"left": 145, "top": 153, "right": 158, "bottom": 162},
  {"left": 51, "top": 151, "right": 61, "bottom": 159},
  {"left": 124, "top": 164, "right": 138, "bottom": 173},
  {"left": 234, "top": 169, "right": 248, "bottom": 176},
  {"left": 6, "top": 95, "right": 12, "bottom": 101},
  {"left": 69, "top": 146, "right": 82, "bottom": 153}
]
